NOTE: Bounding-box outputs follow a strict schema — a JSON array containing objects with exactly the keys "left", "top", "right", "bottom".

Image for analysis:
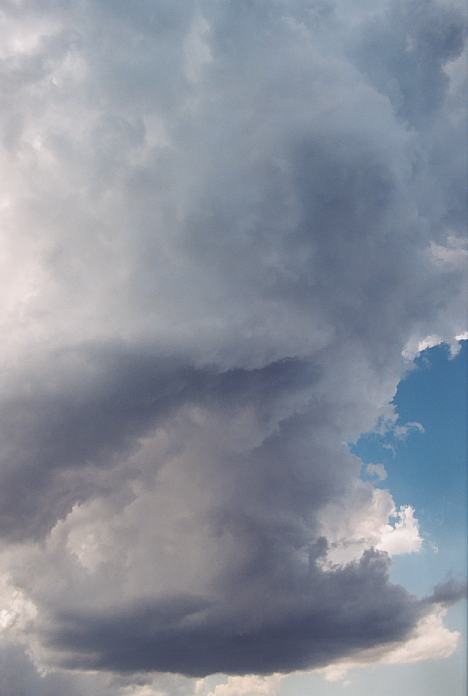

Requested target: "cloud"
[
  {"left": 316, "top": 604, "right": 461, "bottom": 683},
  {"left": 366, "top": 463, "right": 388, "bottom": 481},
  {"left": 0, "top": 346, "right": 314, "bottom": 540},
  {"left": 199, "top": 675, "right": 283, "bottom": 696},
  {"left": 427, "top": 578, "right": 468, "bottom": 606},
  {"left": 18, "top": 550, "right": 424, "bottom": 676},
  {"left": 319, "top": 487, "right": 422, "bottom": 565},
  {"left": 0, "top": 0, "right": 465, "bottom": 691}
]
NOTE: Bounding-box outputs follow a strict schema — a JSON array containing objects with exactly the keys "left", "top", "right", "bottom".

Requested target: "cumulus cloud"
[
  {"left": 0, "top": 0, "right": 466, "bottom": 693},
  {"left": 320, "top": 488, "right": 422, "bottom": 565}
]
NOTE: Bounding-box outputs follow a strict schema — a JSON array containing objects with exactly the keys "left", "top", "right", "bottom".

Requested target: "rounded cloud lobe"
[{"left": 0, "top": 0, "right": 466, "bottom": 691}]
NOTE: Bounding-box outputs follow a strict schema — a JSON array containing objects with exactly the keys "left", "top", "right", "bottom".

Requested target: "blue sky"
[
  {"left": 349, "top": 341, "right": 467, "bottom": 695},
  {"left": 355, "top": 341, "right": 467, "bottom": 596}
]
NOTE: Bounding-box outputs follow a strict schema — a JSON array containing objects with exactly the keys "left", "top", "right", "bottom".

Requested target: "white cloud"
[
  {"left": 120, "top": 686, "right": 166, "bottom": 696},
  {"left": 0, "top": 575, "right": 37, "bottom": 636},
  {"left": 430, "top": 235, "right": 468, "bottom": 268},
  {"left": 198, "top": 675, "right": 283, "bottom": 696},
  {"left": 403, "top": 331, "right": 468, "bottom": 360},
  {"left": 365, "top": 463, "right": 387, "bottom": 481},
  {"left": 393, "top": 421, "right": 425, "bottom": 441},
  {"left": 376, "top": 505, "right": 422, "bottom": 556},
  {"left": 320, "top": 485, "right": 422, "bottom": 566}
]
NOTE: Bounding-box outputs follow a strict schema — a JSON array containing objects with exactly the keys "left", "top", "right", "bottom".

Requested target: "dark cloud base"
[{"left": 44, "top": 552, "right": 423, "bottom": 677}]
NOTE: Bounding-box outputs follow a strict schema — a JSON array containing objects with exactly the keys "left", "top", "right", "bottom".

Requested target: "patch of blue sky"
[{"left": 353, "top": 340, "right": 467, "bottom": 598}]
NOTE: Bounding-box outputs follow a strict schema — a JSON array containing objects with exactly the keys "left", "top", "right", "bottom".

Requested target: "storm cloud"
[{"left": 0, "top": 0, "right": 466, "bottom": 693}]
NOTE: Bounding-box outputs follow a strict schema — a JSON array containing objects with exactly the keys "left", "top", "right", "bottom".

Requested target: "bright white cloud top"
[{"left": 0, "top": 1, "right": 466, "bottom": 695}]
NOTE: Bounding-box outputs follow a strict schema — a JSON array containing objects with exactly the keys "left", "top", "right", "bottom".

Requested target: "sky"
[{"left": 0, "top": 1, "right": 466, "bottom": 695}]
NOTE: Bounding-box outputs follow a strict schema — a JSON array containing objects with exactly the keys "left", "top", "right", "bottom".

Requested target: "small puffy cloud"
[
  {"left": 365, "top": 463, "right": 387, "bottom": 481},
  {"left": 393, "top": 421, "right": 425, "bottom": 440},
  {"left": 377, "top": 506, "right": 422, "bottom": 556}
]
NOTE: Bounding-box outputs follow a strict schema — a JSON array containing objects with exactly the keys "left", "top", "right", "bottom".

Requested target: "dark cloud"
[
  {"left": 0, "top": 0, "right": 465, "bottom": 690},
  {"left": 427, "top": 578, "right": 468, "bottom": 606},
  {"left": 0, "top": 347, "right": 314, "bottom": 540},
  {"left": 42, "top": 551, "right": 423, "bottom": 677}
]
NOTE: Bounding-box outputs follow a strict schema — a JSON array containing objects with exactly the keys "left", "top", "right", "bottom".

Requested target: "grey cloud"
[
  {"left": 0, "top": 643, "right": 89, "bottom": 696},
  {"left": 41, "top": 552, "right": 423, "bottom": 677},
  {"left": 0, "top": 641, "right": 192, "bottom": 696},
  {"left": 427, "top": 578, "right": 468, "bottom": 606},
  {"left": 0, "top": 0, "right": 465, "bottom": 687},
  {"left": 0, "top": 346, "right": 314, "bottom": 540},
  {"left": 352, "top": 0, "right": 466, "bottom": 126}
]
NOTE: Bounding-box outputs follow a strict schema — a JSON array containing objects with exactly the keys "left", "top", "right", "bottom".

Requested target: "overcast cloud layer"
[{"left": 0, "top": 1, "right": 466, "bottom": 694}]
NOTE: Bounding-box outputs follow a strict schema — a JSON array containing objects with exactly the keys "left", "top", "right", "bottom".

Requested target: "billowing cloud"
[{"left": 0, "top": 0, "right": 466, "bottom": 692}]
